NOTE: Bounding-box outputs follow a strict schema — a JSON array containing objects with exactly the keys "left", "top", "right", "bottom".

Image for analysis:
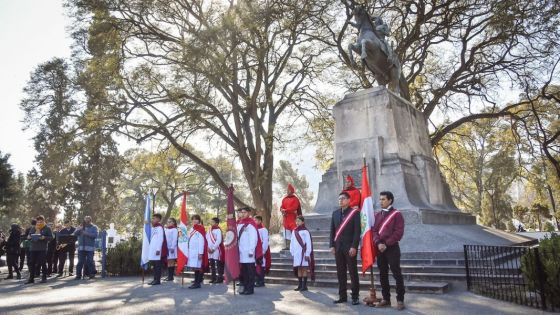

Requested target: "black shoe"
[
  {"left": 74, "top": 276, "right": 82, "bottom": 280},
  {"left": 294, "top": 286, "right": 301, "bottom": 291},
  {"left": 4, "top": 275, "right": 13, "bottom": 280},
  {"left": 147, "top": 280, "right": 155, "bottom": 285},
  {"left": 300, "top": 286, "right": 308, "bottom": 292},
  {"left": 188, "top": 283, "right": 201, "bottom": 289},
  {"left": 16, "top": 274, "right": 21, "bottom": 280},
  {"left": 88, "top": 275, "right": 95, "bottom": 280},
  {"left": 40, "top": 278, "right": 47, "bottom": 283},
  {"left": 151, "top": 281, "right": 161, "bottom": 285},
  {"left": 243, "top": 291, "right": 254, "bottom": 295},
  {"left": 352, "top": 299, "right": 359, "bottom": 305},
  {"left": 25, "top": 279, "right": 34, "bottom": 284},
  {"left": 216, "top": 277, "right": 224, "bottom": 283},
  {"left": 239, "top": 291, "right": 247, "bottom": 295},
  {"left": 333, "top": 298, "right": 347, "bottom": 304},
  {"left": 255, "top": 282, "right": 264, "bottom": 287},
  {"left": 56, "top": 273, "right": 63, "bottom": 278}
]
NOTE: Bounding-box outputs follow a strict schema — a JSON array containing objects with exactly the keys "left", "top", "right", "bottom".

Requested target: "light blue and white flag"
[{"left": 141, "top": 194, "right": 152, "bottom": 270}]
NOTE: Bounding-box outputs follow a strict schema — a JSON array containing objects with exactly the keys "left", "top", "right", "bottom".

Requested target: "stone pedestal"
[{"left": 311, "top": 87, "right": 534, "bottom": 252}]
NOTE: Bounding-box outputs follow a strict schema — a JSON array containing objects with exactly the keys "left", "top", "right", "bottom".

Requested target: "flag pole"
[{"left": 363, "top": 154, "right": 379, "bottom": 305}]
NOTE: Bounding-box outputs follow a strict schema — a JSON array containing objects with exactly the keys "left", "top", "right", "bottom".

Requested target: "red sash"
[
  {"left": 378, "top": 210, "right": 400, "bottom": 235},
  {"left": 292, "top": 224, "right": 315, "bottom": 280},
  {"left": 334, "top": 208, "right": 360, "bottom": 242}
]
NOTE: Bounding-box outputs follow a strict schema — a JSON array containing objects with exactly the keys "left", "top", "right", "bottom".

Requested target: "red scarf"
[
  {"left": 152, "top": 222, "right": 168, "bottom": 264},
  {"left": 238, "top": 217, "right": 264, "bottom": 271},
  {"left": 293, "top": 223, "right": 315, "bottom": 280},
  {"left": 256, "top": 223, "right": 272, "bottom": 274},
  {"left": 191, "top": 224, "right": 209, "bottom": 273},
  {"left": 211, "top": 225, "right": 226, "bottom": 262}
]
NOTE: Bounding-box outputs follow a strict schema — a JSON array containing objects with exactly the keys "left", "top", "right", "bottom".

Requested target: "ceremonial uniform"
[
  {"left": 164, "top": 226, "right": 178, "bottom": 281},
  {"left": 206, "top": 226, "right": 225, "bottom": 283},
  {"left": 330, "top": 206, "right": 361, "bottom": 302},
  {"left": 149, "top": 223, "right": 166, "bottom": 284},
  {"left": 256, "top": 224, "right": 270, "bottom": 286},
  {"left": 373, "top": 206, "right": 405, "bottom": 303},
  {"left": 280, "top": 184, "right": 302, "bottom": 241},
  {"left": 187, "top": 224, "right": 208, "bottom": 288},
  {"left": 237, "top": 218, "right": 259, "bottom": 294}
]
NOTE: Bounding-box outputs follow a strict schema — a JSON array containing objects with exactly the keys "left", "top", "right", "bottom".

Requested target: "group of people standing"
[
  {"left": 1, "top": 215, "right": 99, "bottom": 284},
  {"left": 145, "top": 208, "right": 272, "bottom": 296},
  {"left": 330, "top": 175, "right": 406, "bottom": 310}
]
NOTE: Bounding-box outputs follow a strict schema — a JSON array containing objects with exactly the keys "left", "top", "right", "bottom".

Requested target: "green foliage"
[
  {"left": 106, "top": 237, "right": 143, "bottom": 276},
  {"left": 544, "top": 221, "right": 556, "bottom": 233},
  {"left": 521, "top": 234, "right": 560, "bottom": 309}
]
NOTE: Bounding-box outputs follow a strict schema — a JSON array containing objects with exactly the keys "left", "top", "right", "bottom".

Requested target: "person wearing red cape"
[
  {"left": 148, "top": 213, "right": 167, "bottom": 285},
  {"left": 206, "top": 217, "right": 225, "bottom": 284},
  {"left": 280, "top": 184, "right": 302, "bottom": 250},
  {"left": 290, "top": 215, "right": 315, "bottom": 292},
  {"left": 254, "top": 215, "right": 271, "bottom": 287},
  {"left": 186, "top": 214, "right": 209, "bottom": 289},
  {"left": 236, "top": 207, "right": 263, "bottom": 295},
  {"left": 342, "top": 175, "right": 362, "bottom": 209}
]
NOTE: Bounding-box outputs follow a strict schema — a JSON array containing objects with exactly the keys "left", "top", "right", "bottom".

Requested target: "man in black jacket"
[
  {"left": 25, "top": 215, "right": 53, "bottom": 284},
  {"left": 330, "top": 191, "right": 361, "bottom": 305}
]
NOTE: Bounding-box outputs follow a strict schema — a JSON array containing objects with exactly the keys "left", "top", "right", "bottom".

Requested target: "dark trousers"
[
  {"left": 193, "top": 270, "right": 203, "bottom": 284},
  {"left": 58, "top": 250, "right": 75, "bottom": 274},
  {"left": 76, "top": 250, "right": 94, "bottom": 277},
  {"left": 7, "top": 254, "right": 20, "bottom": 276},
  {"left": 240, "top": 263, "right": 255, "bottom": 293},
  {"left": 28, "top": 251, "right": 47, "bottom": 280},
  {"left": 47, "top": 250, "right": 58, "bottom": 275},
  {"left": 18, "top": 250, "right": 26, "bottom": 270},
  {"left": 256, "top": 264, "right": 265, "bottom": 284},
  {"left": 209, "top": 259, "right": 224, "bottom": 280},
  {"left": 335, "top": 248, "right": 359, "bottom": 300},
  {"left": 151, "top": 260, "right": 162, "bottom": 282},
  {"left": 377, "top": 244, "right": 405, "bottom": 302}
]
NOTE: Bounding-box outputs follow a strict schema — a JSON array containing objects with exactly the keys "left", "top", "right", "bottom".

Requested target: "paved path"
[{"left": 0, "top": 273, "right": 552, "bottom": 315}]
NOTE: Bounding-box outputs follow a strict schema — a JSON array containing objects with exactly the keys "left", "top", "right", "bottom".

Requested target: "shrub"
[
  {"left": 544, "top": 221, "right": 555, "bottom": 232},
  {"left": 106, "top": 237, "right": 143, "bottom": 276},
  {"left": 521, "top": 233, "right": 560, "bottom": 309}
]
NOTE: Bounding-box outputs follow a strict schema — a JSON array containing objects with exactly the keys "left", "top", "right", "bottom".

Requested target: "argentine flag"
[{"left": 141, "top": 194, "right": 152, "bottom": 270}]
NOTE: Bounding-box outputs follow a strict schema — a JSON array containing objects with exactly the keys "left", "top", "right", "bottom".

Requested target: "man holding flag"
[
  {"left": 176, "top": 192, "right": 189, "bottom": 278},
  {"left": 148, "top": 213, "right": 167, "bottom": 285},
  {"left": 372, "top": 191, "right": 405, "bottom": 310}
]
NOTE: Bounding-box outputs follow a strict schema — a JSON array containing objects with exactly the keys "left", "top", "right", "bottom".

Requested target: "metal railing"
[{"left": 464, "top": 244, "right": 558, "bottom": 311}]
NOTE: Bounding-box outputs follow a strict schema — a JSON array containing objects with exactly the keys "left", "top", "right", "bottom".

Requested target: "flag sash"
[
  {"left": 334, "top": 208, "right": 360, "bottom": 242},
  {"left": 378, "top": 210, "right": 400, "bottom": 236}
]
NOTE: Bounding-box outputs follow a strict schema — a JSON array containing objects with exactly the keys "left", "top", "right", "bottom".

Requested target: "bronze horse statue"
[{"left": 348, "top": 7, "right": 410, "bottom": 101}]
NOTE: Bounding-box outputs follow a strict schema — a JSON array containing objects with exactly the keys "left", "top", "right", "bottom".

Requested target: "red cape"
[
  {"left": 211, "top": 225, "right": 226, "bottom": 262},
  {"left": 281, "top": 195, "right": 301, "bottom": 230},
  {"left": 256, "top": 223, "right": 272, "bottom": 274},
  {"left": 192, "top": 224, "right": 209, "bottom": 273}
]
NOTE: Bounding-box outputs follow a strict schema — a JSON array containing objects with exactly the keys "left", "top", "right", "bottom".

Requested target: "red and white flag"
[
  {"left": 360, "top": 164, "right": 377, "bottom": 275},
  {"left": 176, "top": 192, "right": 188, "bottom": 275},
  {"left": 223, "top": 185, "right": 240, "bottom": 284}
]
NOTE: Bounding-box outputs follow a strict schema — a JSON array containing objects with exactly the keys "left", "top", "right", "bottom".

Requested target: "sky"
[
  {"left": 0, "top": 0, "right": 323, "bottom": 200},
  {"left": 0, "top": 0, "right": 73, "bottom": 173}
]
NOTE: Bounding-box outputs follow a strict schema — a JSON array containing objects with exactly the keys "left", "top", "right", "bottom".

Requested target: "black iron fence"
[{"left": 464, "top": 244, "right": 559, "bottom": 311}]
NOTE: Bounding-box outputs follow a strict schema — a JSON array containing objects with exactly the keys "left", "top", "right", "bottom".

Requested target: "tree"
[
  {"left": 0, "top": 152, "right": 23, "bottom": 230},
  {"left": 531, "top": 203, "right": 551, "bottom": 231},
  {"left": 435, "top": 117, "right": 519, "bottom": 228},
  {"left": 274, "top": 160, "right": 314, "bottom": 211},
  {"left": 67, "top": 0, "right": 334, "bottom": 227}
]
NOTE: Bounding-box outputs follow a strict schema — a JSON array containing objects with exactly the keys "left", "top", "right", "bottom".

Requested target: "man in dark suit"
[{"left": 329, "top": 191, "right": 361, "bottom": 305}]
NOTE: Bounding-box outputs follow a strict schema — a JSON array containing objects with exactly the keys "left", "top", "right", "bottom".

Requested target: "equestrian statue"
[{"left": 348, "top": 6, "right": 410, "bottom": 101}]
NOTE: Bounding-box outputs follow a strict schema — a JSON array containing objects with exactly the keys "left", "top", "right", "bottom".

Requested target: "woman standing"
[{"left": 164, "top": 218, "right": 178, "bottom": 281}]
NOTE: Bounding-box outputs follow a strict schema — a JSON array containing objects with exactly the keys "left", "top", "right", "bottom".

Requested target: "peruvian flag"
[
  {"left": 223, "top": 185, "right": 240, "bottom": 284},
  {"left": 360, "top": 164, "right": 377, "bottom": 275},
  {"left": 175, "top": 192, "right": 188, "bottom": 275}
]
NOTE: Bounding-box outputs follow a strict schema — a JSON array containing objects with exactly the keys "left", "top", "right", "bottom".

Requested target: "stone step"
[
  {"left": 269, "top": 257, "right": 465, "bottom": 266},
  {"left": 270, "top": 262, "right": 468, "bottom": 274},
  {"left": 272, "top": 249, "right": 465, "bottom": 260},
  {"left": 265, "top": 268, "right": 466, "bottom": 282},
  {"left": 180, "top": 271, "right": 449, "bottom": 294}
]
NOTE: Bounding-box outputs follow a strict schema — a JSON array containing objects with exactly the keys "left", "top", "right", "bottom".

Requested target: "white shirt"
[
  {"left": 258, "top": 227, "right": 269, "bottom": 266},
  {"left": 237, "top": 222, "right": 258, "bottom": 263},
  {"left": 290, "top": 229, "right": 312, "bottom": 267},
  {"left": 206, "top": 228, "right": 223, "bottom": 260},
  {"left": 186, "top": 228, "right": 205, "bottom": 268},
  {"left": 148, "top": 225, "right": 164, "bottom": 261},
  {"left": 164, "top": 227, "right": 178, "bottom": 259}
]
